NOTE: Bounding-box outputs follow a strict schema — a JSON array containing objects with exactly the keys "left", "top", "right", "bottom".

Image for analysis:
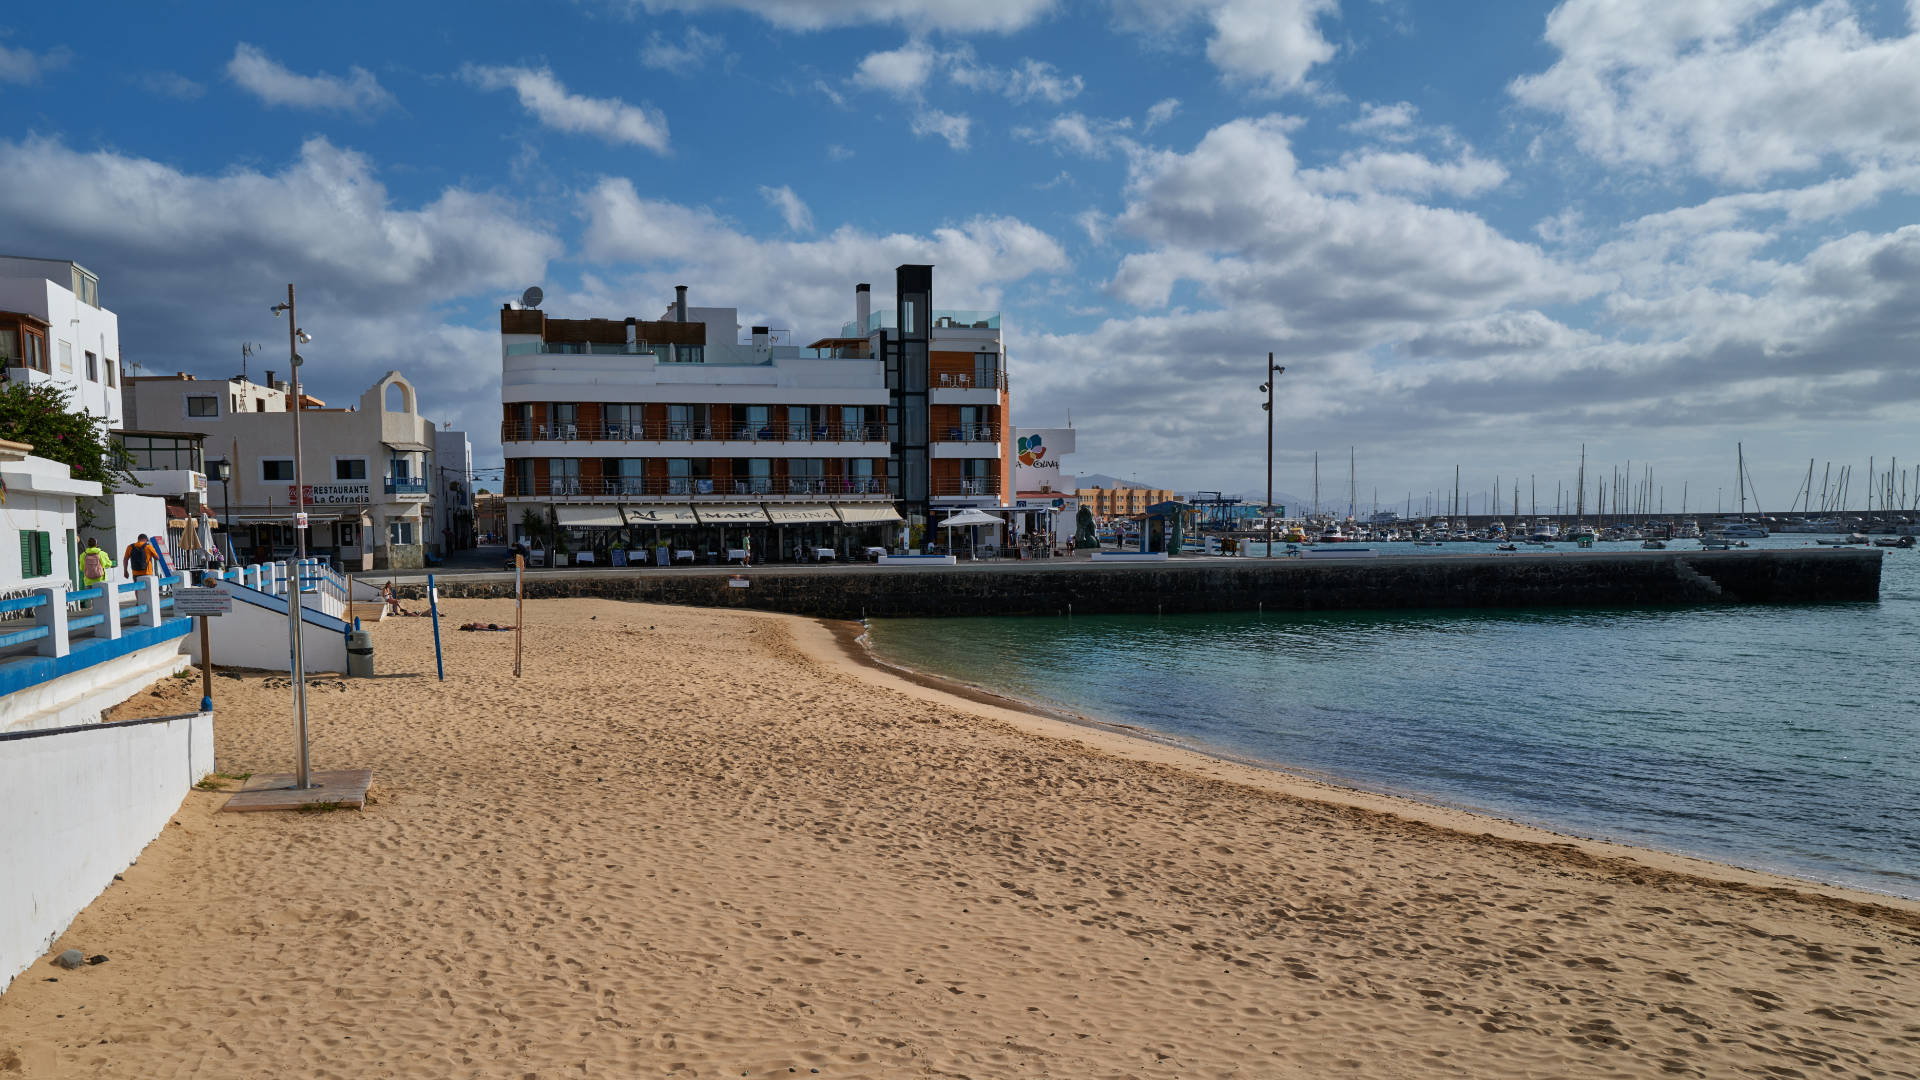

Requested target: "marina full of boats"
[{"left": 1181, "top": 514, "right": 1918, "bottom": 554}]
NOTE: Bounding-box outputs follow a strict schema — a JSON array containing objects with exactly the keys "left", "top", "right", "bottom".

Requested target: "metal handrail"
[
  {"left": 502, "top": 421, "right": 889, "bottom": 443},
  {"left": 514, "top": 475, "right": 890, "bottom": 499}
]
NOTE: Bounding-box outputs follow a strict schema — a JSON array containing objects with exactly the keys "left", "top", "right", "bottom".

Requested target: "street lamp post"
[
  {"left": 1259, "top": 354, "right": 1286, "bottom": 533},
  {"left": 270, "top": 285, "right": 312, "bottom": 790}
]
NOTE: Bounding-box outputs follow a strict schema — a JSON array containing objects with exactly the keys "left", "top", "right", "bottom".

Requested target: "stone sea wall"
[{"left": 399, "top": 549, "right": 1881, "bottom": 619}]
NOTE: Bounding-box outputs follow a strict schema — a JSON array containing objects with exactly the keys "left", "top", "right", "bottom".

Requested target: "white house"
[
  {"left": 122, "top": 370, "right": 441, "bottom": 569},
  {"left": 0, "top": 256, "right": 122, "bottom": 427},
  {"left": 432, "top": 426, "right": 474, "bottom": 553}
]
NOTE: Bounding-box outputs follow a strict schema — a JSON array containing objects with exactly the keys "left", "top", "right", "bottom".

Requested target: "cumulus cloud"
[
  {"left": 462, "top": 65, "right": 670, "bottom": 152},
  {"left": 1346, "top": 101, "right": 1416, "bottom": 136},
  {"left": 0, "top": 37, "right": 70, "bottom": 84},
  {"left": 1301, "top": 148, "right": 1508, "bottom": 198},
  {"left": 0, "top": 135, "right": 561, "bottom": 458},
  {"left": 137, "top": 71, "right": 205, "bottom": 101},
  {"left": 640, "top": 26, "right": 724, "bottom": 73},
  {"left": 1511, "top": 0, "right": 1920, "bottom": 183},
  {"left": 910, "top": 108, "right": 971, "bottom": 150},
  {"left": 607, "top": 0, "right": 1056, "bottom": 32},
  {"left": 759, "top": 184, "right": 814, "bottom": 232},
  {"left": 1144, "top": 97, "right": 1181, "bottom": 131},
  {"left": 575, "top": 176, "right": 1068, "bottom": 335},
  {"left": 1018, "top": 112, "right": 1134, "bottom": 158},
  {"left": 1115, "top": 0, "right": 1338, "bottom": 95},
  {"left": 850, "top": 41, "right": 937, "bottom": 95},
  {"left": 225, "top": 43, "right": 394, "bottom": 113}
]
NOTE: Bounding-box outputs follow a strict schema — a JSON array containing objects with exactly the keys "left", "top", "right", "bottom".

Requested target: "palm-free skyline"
[{"left": 2, "top": 0, "right": 1916, "bottom": 508}]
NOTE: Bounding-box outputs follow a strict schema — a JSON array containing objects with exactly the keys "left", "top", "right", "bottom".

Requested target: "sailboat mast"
[{"left": 1738, "top": 442, "right": 1746, "bottom": 517}]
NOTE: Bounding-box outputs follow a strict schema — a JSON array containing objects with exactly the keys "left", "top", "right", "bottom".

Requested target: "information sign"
[{"left": 172, "top": 587, "right": 234, "bottom": 616}]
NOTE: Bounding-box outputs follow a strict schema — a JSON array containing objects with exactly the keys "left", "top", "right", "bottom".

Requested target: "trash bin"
[{"left": 346, "top": 629, "right": 374, "bottom": 677}]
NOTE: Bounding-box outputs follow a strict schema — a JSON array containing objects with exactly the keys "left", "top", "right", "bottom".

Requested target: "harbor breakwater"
[{"left": 402, "top": 548, "right": 1881, "bottom": 619}]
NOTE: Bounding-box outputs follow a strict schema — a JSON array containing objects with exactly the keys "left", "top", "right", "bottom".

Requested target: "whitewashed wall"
[{"left": 0, "top": 711, "right": 212, "bottom": 992}]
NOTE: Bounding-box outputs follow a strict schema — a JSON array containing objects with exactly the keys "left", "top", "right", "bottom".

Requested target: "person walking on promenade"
[
  {"left": 80, "top": 537, "right": 114, "bottom": 611},
  {"left": 122, "top": 533, "right": 159, "bottom": 580}
]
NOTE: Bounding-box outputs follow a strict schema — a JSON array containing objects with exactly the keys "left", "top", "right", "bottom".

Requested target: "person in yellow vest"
[{"left": 80, "top": 537, "right": 114, "bottom": 611}]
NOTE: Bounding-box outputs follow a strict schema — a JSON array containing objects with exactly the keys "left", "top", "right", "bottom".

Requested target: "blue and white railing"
[
  {"left": 0, "top": 574, "right": 181, "bottom": 662},
  {"left": 207, "top": 559, "right": 350, "bottom": 619}
]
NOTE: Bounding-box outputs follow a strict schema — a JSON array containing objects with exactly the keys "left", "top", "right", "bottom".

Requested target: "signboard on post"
[{"left": 173, "top": 587, "right": 234, "bottom": 616}]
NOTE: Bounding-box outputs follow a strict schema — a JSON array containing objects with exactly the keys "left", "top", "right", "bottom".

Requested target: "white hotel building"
[{"left": 501, "top": 265, "right": 1012, "bottom": 559}]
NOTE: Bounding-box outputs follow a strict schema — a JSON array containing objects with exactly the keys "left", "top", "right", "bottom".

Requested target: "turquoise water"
[{"left": 866, "top": 538, "right": 1920, "bottom": 898}]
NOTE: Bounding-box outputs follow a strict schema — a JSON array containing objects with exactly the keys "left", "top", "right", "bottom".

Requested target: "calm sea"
[{"left": 866, "top": 538, "right": 1920, "bottom": 898}]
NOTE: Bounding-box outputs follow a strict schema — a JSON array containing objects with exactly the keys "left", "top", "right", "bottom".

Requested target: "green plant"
[
  {"left": 518, "top": 507, "right": 548, "bottom": 545},
  {"left": 0, "top": 381, "right": 141, "bottom": 525}
]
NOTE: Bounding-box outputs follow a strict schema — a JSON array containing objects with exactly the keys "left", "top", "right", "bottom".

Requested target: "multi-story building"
[
  {"left": 0, "top": 256, "right": 122, "bottom": 427},
  {"left": 499, "top": 265, "right": 1011, "bottom": 560},
  {"left": 1077, "top": 486, "right": 1182, "bottom": 518},
  {"left": 432, "top": 426, "right": 475, "bottom": 552},
  {"left": 122, "top": 370, "right": 441, "bottom": 569}
]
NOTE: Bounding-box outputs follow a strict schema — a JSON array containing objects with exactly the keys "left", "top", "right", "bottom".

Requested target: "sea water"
[{"left": 866, "top": 538, "right": 1920, "bottom": 898}]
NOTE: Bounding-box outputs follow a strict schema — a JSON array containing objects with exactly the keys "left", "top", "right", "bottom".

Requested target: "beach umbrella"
[{"left": 940, "top": 508, "right": 1000, "bottom": 559}]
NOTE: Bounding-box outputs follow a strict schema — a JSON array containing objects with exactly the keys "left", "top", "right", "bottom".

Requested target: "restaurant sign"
[{"left": 289, "top": 483, "right": 370, "bottom": 505}]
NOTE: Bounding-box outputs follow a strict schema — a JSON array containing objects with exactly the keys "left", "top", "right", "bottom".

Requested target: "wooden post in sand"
[{"left": 513, "top": 553, "right": 524, "bottom": 678}]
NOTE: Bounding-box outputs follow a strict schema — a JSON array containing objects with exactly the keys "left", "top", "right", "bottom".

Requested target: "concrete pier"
[{"left": 402, "top": 548, "right": 1881, "bottom": 619}]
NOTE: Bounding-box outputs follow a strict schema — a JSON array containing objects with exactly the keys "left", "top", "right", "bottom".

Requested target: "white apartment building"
[
  {"left": 122, "top": 370, "right": 441, "bottom": 570},
  {"left": 0, "top": 256, "right": 122, "bottom": 427},
  {"left": 499, "top": 266, "right": 1011, "bottom": 561},
  {"left": 432, "top": 426, "right": 475, "bottom": 552}
]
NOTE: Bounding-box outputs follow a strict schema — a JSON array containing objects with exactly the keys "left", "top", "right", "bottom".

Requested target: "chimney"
[
  {"left": 265, "top": 369, "right": 275, "bottom": 389},
  {"left": 752, "top": 325, "right": 769, "bottom": 348},
  {"left": 625, "top": 317, "right": 638, "bottom": 346},
  {"left": 855, "top": 282, "right": 871, "bottom": 334},
  {"left": 675, "top": 285, "right": 688, "bottom": 323}
]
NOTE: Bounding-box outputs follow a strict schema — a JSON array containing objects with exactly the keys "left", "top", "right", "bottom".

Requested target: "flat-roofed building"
[
  {"left": 500, "top": 265, "right": 1010, "bottom": 562},
  {"left": 0, "top": 256, "right": 122, "bottom": 427}
]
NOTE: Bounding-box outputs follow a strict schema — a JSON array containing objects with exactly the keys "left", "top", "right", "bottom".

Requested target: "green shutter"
[
  {"left": 17, "top": 531, "right": 29, "bottom": 579},
  {"left": 35, "top": 531, "right": 54, "bottom": 579}
]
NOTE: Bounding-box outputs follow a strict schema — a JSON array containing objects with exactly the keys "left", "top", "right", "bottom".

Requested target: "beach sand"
[{"left": 2, "top": 597, "right": 1916, "bottom": 1078}]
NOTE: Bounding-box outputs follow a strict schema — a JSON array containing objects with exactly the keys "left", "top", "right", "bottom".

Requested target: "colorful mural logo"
[{"left": 1017, "top": 433, "right": 1047, "bottom": 468}]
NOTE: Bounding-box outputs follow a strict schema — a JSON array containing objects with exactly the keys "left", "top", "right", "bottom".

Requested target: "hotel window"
[
  {"left": 549, "top": 457, "right": 580, "bottom": 496},
  {"left": 667, "top": 404, "right": 693, "bottom": 440},
  {"left": 510, "top": 402, "right": 533, "bottom": 438},
  {"left": 791, "top": 458, "right": 824, "bottom": 495},
  {"left": 511, "top": 458, "right": 535, "bottom": 496},
  {"left": 25, "top": 331, "right": 46, "bottom": 373},
  {"left": 71, "top": 267, "right": 99, "bottom": 308},
  {"left": 551, "top": 403, "right": 578, "bottom": 439},
  {"left": 262, "top": 459, "right": 294, "bottom": 482},
  {"left": 841, "top": 406, "right": 865, "bottom": 440},
  {"left": 85, "top": 351, "right": 98, "bottom": 382},
  {"left": 668, "top": 458, "right": 690, "bottom": 495},
  {"left": 691, "top": 459, "right": 713, "bottom": 495},
  {"left": 187, "top": 395, "right": 219, "bottom": 417},
  {"left": 975, "top": 352, "right": 998, "bottom": 387},
  {"left": 603, "top": 403, "right": 630, "bottom": 438},
  {"left": 389, "top": 521, "right": 416, "bottom": 546},
  {"left": 851, "top": 458, "right": 874, "bottom": 492},
  {"left": 747, "top": 458, "right": 771, "bottom": 495},
  {"left": 335, "top": 458, "right": 367, "bottom": 481},
  {"left": 787, "top": 405, "right": 812, "bottom": 441},
  {"left": 675, "top": 345, "right": 704, "bottom": 364}
]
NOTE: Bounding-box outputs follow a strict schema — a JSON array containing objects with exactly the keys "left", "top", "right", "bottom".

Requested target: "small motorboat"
[
  {"left": 1641, "top": 539, "right": 1666, "bottom": 549},
  {"left": 1496, "top": 542, "right": 1517, "bottom": 551},
  {"left": 1815, "top": 534, "right": 1869, "bottom": 546},
  {"left": 1700, "top": 538, "right": 1732, "bottom": 550},
  {"left": 1872, "top": 535, "right": 1915, "bottom": 548}
]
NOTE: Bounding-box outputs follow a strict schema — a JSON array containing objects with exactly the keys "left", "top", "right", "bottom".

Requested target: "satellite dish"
[{"left": 521, "top": 286, "right": 544, "bottom": 309}]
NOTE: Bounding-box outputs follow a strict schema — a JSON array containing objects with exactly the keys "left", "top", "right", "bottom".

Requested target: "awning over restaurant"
[
  {"left": 834, "top": 505, "right": 905, "bottom": 524},
  {"left": 555, "top": 505, "right": 624, "bottom": 528},
  {"left": 623, "top": 505, "right": 699, "bottom": 526},
  {"left": 765, "top": 505, "right": 839, "bottom": 525},
  {"left": 382, "top": 440, "right": 434, "bottom": 453},
  {"left": 694, "top": 505, "right": 770, "bottom": 525}
]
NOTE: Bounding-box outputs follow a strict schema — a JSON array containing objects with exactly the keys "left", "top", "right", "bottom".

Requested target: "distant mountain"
[{"left": 1075, "top": 472, "right": 1172, "bottom": 491}]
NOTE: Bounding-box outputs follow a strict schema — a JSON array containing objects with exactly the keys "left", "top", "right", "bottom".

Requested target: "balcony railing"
[
  {"left": 932, "top": 370, "right": 1008, "bottom": 391},
  {"left": 935, "top": 424, "right": 1000, "bottom": 443},
  {"left": 839, "top": 310, "right": 1000, "bottom": 336},
  {"left": 384, "top": 478, "right": 428, "bottom": 495},
  {"left": 502, "top": 421, "right": 889, "bottom": 443},
  {"left": 518, "top": 476, "right": 889, "bottom": 499},
  {"left": 932, "top": 478, "right": 1001, "bottom": 497}
]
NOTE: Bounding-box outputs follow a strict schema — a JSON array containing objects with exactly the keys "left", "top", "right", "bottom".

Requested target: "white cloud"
[
  {"left": 1512, "top": 0, "right": 1920, "bottom": 183},
  {"left": 826, "top": 143, "right": 854, "bottom": 160},
  {"left": 1144, "top": 97, "right": 1181, "bottom": 131},
  {"left": 0, "top": 38, "right": 70, "bottom": 84},
  {"left": 609, "top": 0, "right": 1056, "bottom": 32},
  {"left": 575, "top": 176, "right": 1068, "bottom": 335},
  {"left": 225, "top": 43, "right": 394, "bottom": 113},
  {"left": 910, "top": 108, "right": 971, "bottom": 150},
  {"left": 462, "top": 65, "right": 670, "bottom": 153},
  {"left": 1115, "top": 0, "right": 1338, "bottom": 95},
  {"left": 1020, "top": 112, "right": 1134, "bottom": 158},
  {"left": 949, "top": 51, "right": 1083, "bottom": 103},
  {"left": 640, "top": 26, "right": 724, "bottom": 73},
  {"left": 1301, "top": 148, "right": 1508, "bottom": 198},
  {"left": 851, "top": 41, "right": 937, "bottom": 96},
  {"left": 759, "top": 184, "right": 814, "bottom": 232},
  {"left": 0, "top": 135, "right": 561, "bottom": 458},
  {"left": 1346, "top": 101, "right": 1416, "bottom": 136}
]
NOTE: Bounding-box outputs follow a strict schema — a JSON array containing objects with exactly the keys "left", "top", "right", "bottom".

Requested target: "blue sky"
[{"left": 3, "top": 0, "right": 1919, "bottom": 514}]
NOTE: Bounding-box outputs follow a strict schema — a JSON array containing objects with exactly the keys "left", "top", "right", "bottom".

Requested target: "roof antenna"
[{"left": 240, "top": 342, "right": 263, "bottom": 383}]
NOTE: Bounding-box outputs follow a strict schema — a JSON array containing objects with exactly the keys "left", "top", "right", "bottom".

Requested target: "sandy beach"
[{"left": 3, "top": 597, "right": 1917, "bottom": 1078}]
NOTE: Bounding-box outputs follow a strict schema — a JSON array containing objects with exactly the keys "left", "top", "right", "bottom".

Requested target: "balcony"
[
  {"left": 932, "top": 478, "right": 1001, "bottom": 497},
  {"left": 384, "top": 478, "right": 428, "bottom": 496},
  {"left": 521, "top": 477, "right": 890, "bottom": 500},
  {"left": 839, "top": 310, "right": 1001, "bottom": 336},
  {"left": 932, "top": 370, "right": 1008, "bottom": 391},
  {"left": 502, "top": 421, "right": 889, "bottom": 444},
  {"left": 934, "top": 424, "right": 1000, "bottom": 443}
]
